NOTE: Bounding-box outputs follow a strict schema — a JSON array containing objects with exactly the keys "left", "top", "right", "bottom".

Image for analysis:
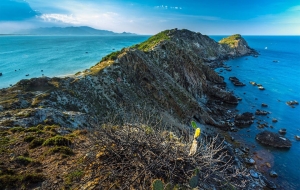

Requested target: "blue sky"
[{"left": 0, "top": 0, "right": 300, "bottom": 35}]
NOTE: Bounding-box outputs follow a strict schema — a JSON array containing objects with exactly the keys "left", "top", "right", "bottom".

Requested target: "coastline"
[
  {"left": 213, "top": 50, "right": 300, "bottom": 189},
  {"left": 2, "top": 30, "right": 297, "bottom": 189}
]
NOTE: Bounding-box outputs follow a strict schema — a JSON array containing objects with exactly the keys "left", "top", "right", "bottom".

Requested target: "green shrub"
[
  {"left": 36, "top": 124, "right": 44, "bottom": 130},
  {"left": 219, "top": 34, "right": 242, "bottom": 48},
  {"left": 29, "top": 138, "right": 45, "bottom": 149},
  {"left": 133, "top": 30, "right": 170, "bottom": 52},
  {"left": 189, "top": 175, "right": 199, "bottom": 188},
  {"left": 152, "top": 179, "right": 164, "bottom": 190},
  {"left": 0, "top": 175, "right": 19, "bottom": 188},
  {"left": 14, "top": 156, "right": 33, "bottom": 166},
  {"left": 0, "top": 137, "right": 10, "bottom": 153},
  {"left": 65, "top": 169, "right": 84, "bottom": 184},
  {"left": 9, "top": 127, "right": 24, "bottom": 133},
  {"left": 0, "top": 131, "right": 9, "bottom": 136},
  {"left": 25, "top": 127, "right": 42, "bottom": 133},
  {"left": 0, "top": 173, "right": 44, "bottom": 189},
  {"left": 44, "top": 125, "right": 59, "bottom": 132},
  {"left": 43, "top": 136, "right": 72, "bottom": 146},
  {"left": 101, "top": 51, "right": 121, "bottom": 62},
  {"left": 24, "top": 135, "right": 35, "bottom": 142},
  {"left": 0, "top": 136, "right": 10, "bottom": 146},
  {"left": 48, "top": 146, "right": 73, "bottom": 155}
]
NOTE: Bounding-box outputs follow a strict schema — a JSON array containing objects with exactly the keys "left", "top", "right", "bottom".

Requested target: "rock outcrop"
[
  {"left": 0, "top": 29, "right": 256, "bottom": 130},
  {"left": 256, "top": 130, "right": 292, "bottom": 148},
  {"left": 234, "top": 112, "right": 254, "bottom": 126}
]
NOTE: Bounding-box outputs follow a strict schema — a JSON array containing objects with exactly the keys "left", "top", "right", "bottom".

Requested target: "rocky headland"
[
  {"left": 0, "top": 29, "right": 276, "bottom": 189},
  {"left": 0, "top": 29, "right": 256, "bottom": 130}
]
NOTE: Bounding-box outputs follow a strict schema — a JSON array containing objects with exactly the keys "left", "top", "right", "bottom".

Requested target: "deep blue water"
[
  {"left": 0, "top": 35, "right": 299, "bottom": 189},
  {"left": 0, "top": 35, "right": 150, "bottom": 89},
  {"left": 211, "top": 36, "right": 300, "bottom": 189}
]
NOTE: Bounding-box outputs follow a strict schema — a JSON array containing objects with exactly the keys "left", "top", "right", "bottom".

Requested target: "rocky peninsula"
[{"left": 0, "top": 29, "right": 277, "bottom": 189}]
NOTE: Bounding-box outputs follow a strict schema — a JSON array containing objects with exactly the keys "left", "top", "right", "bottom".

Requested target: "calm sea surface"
[
  {"left": 0, "top": 35, "right": 150, "bottom": 88},
  {"left": 211, "top": 35, "right": 300, "bottom": 189},
  {"left": 0, "top": 35, "right": 299, "bottom": 189}
]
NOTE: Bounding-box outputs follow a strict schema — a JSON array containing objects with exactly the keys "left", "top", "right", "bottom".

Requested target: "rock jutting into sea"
[
  {"left": 0, "top": 29, "right": 257, "bottom": 130},
  {"left": 256, "top": 130, "right": 292, "bottom": 148}
]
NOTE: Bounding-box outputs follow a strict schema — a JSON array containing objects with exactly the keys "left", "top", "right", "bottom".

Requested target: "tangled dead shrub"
[{"left": 81, "top": 124, "right": 249, "bottom": 189}]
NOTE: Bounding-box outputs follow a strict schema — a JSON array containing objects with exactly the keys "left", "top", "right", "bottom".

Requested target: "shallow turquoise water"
[
  {"left": 0, "top": 35, "right": 150, "bottom": 88},
  {"left": 212, "top": 36, "right": 300, "bottom": 189}
]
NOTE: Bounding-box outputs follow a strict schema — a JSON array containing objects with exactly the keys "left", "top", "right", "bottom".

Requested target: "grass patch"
[
  {"left": 0, "top": 137, "right": 9, "bottom": 144},
  {"left": 0, "top": 131, "right": 9, "bottom": 136},
  {"left": 31, "top": 93, "right": 50, "bottom": 107},
  {"left": 29, "top": 138, "right": 45, "bottom": 149},
  {"left": 133, "top": 30, "right": 170, "bottom": 52},
  {"left": 101, "top": 50, "right": 121, "bottom": 62},
  {"left": 0, "top": 173, "right": 44, "bottom": 189},
  {"left": 48, "top": 146, "right": 74, "bottom": 156},
  {"left": 25, "top": 126, "right": 43, "bottom": 133},
  {"left": 44, "top": 124, "right": 59, "bottom": 132},
  {"left": 43, "top": 135, "right": 72, "bottom": 146},
  {"left": 71, "top": 129, "right": 88, "bottom": 136},
  {"left": 9, "top": 126, "right": 24, "bottom": 133},
  {"left": 24, "top": 135, "right": 35, "bottom": 142},
  {"left": 65, "top": 169, "right": 84, "bottom": 184},
  {"left": 0, "top": 136, "right": 10, "bottom": 153},
  {"left": 14, "top": 156, "right": 33, "bottom": 166}
]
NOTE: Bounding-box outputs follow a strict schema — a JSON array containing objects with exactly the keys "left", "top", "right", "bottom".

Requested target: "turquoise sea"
[
  {"left": 0, "top": 35, "right": 299, "bottom": 189},
  {"left": 0, "top": 35, "right": 150, "bottom": 89}
]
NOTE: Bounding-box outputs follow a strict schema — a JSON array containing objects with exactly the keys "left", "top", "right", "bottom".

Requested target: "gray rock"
[
  {"left": 244, "top": 158, "right": 256, "bottom": 165},
  {"left": 256, "top": 130, "right": 292, "bottom": 148},
  {"left": 260, "top": 175, "right": 277, "bottom": 189},
  {"left": 250, "top": 169, "right": 259, "bottom": 178},
  {"left": 278, "top": 128, "right": 287, "bottom": 135},
  {"left": 269, "top": 170, "right": 278, "bottom": 178},
  {"left": 234, "top": 112, "right": 254, "bottom": 126}
]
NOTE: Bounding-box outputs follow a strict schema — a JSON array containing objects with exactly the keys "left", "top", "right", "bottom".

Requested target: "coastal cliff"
[
  {"left": 0, "top": 29, "right": 266, "bottom": 189},
  {"left": 0, "top": 29, "right": 256, "bottom": 130}
]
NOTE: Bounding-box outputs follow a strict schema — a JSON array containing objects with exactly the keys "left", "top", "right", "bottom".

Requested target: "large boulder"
[
  {"left": 256, "top": 131, "right": 292, "bottom": 148},
  {"left": 234, "top": 112, "right": 254, "bottom": 126}
]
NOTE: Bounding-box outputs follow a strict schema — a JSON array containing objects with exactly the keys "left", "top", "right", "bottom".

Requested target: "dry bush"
[{"left": 78, "top": 122, "right": 249, "bottom": 189}]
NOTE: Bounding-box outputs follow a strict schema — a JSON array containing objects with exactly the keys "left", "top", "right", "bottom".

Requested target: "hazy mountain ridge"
[{"left": 15, "top": 26, "right": 136, "bottom": 35}]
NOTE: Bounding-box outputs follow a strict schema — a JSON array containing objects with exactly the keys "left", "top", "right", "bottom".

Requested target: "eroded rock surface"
[
  {"left": 256, "top": 131, "right": 292, "bottom": 148},
  {"left": 0, "top": 29, "right": 256, "bottom": 130}
]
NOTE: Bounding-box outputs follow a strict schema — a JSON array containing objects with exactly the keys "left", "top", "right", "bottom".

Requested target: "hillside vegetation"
[
  {"left": 133, "top": 30, "right": 170, "bottom": 51},
  {"left": 219, "top": 34, "right": 242, "bottom": 48},
  {"left": 0, "top": 120, "right": 249, "bottom": 189}
]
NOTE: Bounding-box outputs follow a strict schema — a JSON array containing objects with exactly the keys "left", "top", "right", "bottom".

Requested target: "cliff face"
[{"left": 0, "top": 29, "right": 256, "bottom": 130}]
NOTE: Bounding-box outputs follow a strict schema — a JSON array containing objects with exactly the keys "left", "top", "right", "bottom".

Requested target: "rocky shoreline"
[{"left": 210, "top": 55, "right": 299, "bottom": 189}]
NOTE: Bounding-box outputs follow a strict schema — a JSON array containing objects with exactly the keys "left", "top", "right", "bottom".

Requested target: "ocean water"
[
  {"left": 211, "top": 36, "right": 300, "bottom": 189},
  {"left": 0, "top": 35, "right": 299, "bottom": 188},
  {"left": 0, "top": 35, "right": 150, "bottom": 89}
]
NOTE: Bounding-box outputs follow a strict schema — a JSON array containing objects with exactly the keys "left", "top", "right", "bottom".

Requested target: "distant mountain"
[{"left": 17, "top": 26, "right": 136, "bottom": 35}]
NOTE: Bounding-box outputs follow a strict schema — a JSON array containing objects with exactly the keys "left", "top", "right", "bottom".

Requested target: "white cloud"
[
  {"left": 40, "top": 14, "right": 80, "bottom": 24},
  {"left": 155, "top": 5, "right": 182, "bottom": 10}
]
